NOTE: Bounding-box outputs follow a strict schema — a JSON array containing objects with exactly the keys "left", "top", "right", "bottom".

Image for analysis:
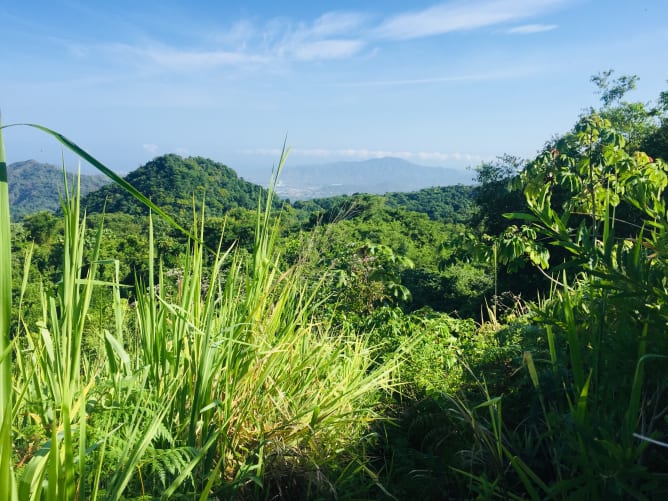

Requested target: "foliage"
[
  {"left": 290, "top": 194, "right": 490, "bottom": 316},
  {"left": 452, "top": 109, "right": 668, "bottom": 498},
  {"left": 361, "top": 306, "right": 531, "bottom": 499},
  {"left": 591, "top": 70, "right": 662, "bottom": 151},
  {"left": 383, "top": 185, "right": 476, "bottom": 224},
  {"left": 4, "top": 73, "right": 668, "bottom": 500},
  {"left": 360, "top": 78, "right": 668, "bottom": 500},
  {"left": 293, "top": 184, "right": 476, "bottom": 225},
  {"left": 1, "top": 129, "right": 400, "bottom": 500},
  {"left": 471, "top": 154, "right": 527, "bottom": 235},
  {"left": 7, "top": 160, "right": 108, "bottom": 221},
  {"left": 591, "top": 69, "right": 639, "bottom": 108},
  {"left": 643, "top": 112, "right": 668, "bottom": 161},
  {"left": 82, "top": 154, "right": 277, "bottom": 220}
]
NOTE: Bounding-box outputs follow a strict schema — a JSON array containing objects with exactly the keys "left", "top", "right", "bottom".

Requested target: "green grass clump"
[{"left": 0, "top": 125, "right": 398, "bottom": 500}]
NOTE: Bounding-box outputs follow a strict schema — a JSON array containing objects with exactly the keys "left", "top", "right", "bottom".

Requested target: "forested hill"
[
  {"left": 8, "top": 160, "right": 109, "bottom": 221},
  {"left": 82, "top": 154, "right": 275, "bottom": 218},
  {"left": 292, "top": 185, "right": 476, "bottom": 225},
  {"left": 384, "top": 185, "right": 476, "bottom": 223}
]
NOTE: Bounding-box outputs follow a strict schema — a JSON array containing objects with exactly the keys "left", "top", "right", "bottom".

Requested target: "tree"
[
  {"left": 642, "top": 87, "right": 668, "bottom": 161},
  {"left": 591, "top": 69, "right": 638, "bottom": 107},
  {"left": 22, "top": 210, "right": 60, "bottom": 245},
  {"left": 471, "top": 155, "right": 527, "bottom": 235},
  {"left": 590, "top": 70, "right": 662, "bottom": 151}
]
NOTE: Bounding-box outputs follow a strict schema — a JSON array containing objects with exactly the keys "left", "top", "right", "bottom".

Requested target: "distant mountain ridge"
[
  {"left": 260, "top": 157, "right": 474, "bottom": 200},
  {"left": 7, "top": 160, "right": 109, "bottom": 221},
  {"left": 9, "top": 155, "right": 475, "bottom": 221}
]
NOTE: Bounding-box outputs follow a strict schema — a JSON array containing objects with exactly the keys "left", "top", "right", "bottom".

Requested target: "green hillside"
[
  {"left": 293, "top": 184, "right": 476, "bottom": 225},
  {"left": 8, "top": 160, "right": 108, "bottom": 221},
  {"left": 82, "top": 154, "right": 275, "bottom": 218}
]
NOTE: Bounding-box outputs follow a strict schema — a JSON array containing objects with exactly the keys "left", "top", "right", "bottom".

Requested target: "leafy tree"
[
  {"left": 591, "top": 69, "right": 638, "bottom": 107},
  {"left": 642, "top": 88, "right": 668, "bottom": 160},
  {"left": 471, "top": 154, "right": 527, "bottom": 235},
  {"left": 590, "top": 70, "right": 663, "bottom": 151}
]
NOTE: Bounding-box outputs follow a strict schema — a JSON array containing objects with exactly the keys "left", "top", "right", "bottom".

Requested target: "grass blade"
[
  {"left": 0, "top": 115, "right": 17, "bottom": 500},
  {"left": 1, "top": 122, "right": 197, "bottom": 242}
]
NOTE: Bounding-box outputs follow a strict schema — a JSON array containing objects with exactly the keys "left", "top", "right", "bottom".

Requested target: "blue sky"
[{"left": 2, "top": 0, "right": 667, "bottom": 177}]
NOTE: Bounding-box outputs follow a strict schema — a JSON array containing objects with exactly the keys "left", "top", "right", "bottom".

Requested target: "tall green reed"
[
  {"left": 129, "top": 179, "right": 398, "bottom": 497},
  {"left": 0, "top": 116, "right": 17, "bottom": 499}
]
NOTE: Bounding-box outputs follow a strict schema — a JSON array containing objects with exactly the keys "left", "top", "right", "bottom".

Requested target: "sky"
[{"left": 1, "top": 0, "right": 667, "bottom": 178}]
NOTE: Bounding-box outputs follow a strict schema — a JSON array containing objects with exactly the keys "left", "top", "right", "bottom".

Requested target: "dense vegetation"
[
  {"left": 82, "top": 154, "right": 274, "bottom": 219},
  {"left": 7, "top": 160, "right": 108, "bottom": 221},
  {"left": 2, "top": 71, "right": 668, "bottom": 499}
]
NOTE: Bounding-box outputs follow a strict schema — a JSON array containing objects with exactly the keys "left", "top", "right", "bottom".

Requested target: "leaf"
[
  {"left": 104, "top": 330, "right": 131, "bottom": 376},
  {"left": 503, "top": 212, "right": 539, "bottom": 222}
]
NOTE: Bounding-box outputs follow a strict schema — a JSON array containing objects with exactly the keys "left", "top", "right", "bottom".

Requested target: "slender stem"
[
  {"left": 493, "top": 241, "right": 498, "bottom": 320},
  {"left": 588, "top": 129, "right": 597, "bottom": 245}
]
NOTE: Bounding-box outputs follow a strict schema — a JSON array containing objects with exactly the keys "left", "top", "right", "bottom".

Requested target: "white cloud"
[
  {"left": 242, "top": 147, "right": 489, "bottom": 163},
  {"left": 375, "top": 0, "right": 567, "bottom": 40},
  {"left": 292, "top": 39, "right": 365, "bottom": 61},
  {"left": 340, "top": 66, "right": 546, "bottom": 87},
  {"left": 310, "top": 12, "right": 368, "bottom": 37},
  {"left": 79, "top": 2, "right": 567, "bottom": 72},
  {"left": 111, "top": 43, "right": 268, "bottom": 70},
  {"left": 209, "top": 20, "right": 256, "bottom": 48},
  {"left": 97, "top": 11, "right": 367, "bottom": 72},
  {"left": 270, "top": 11, "right": 367, "bottom": 61},
  {"left": 142, "top": 143, "right": 159, "bottom": 154},
  {"left": 506, "top": 23, "right": 558, "bottom": 34}
]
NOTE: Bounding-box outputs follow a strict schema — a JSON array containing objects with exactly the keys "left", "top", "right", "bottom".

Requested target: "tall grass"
[
  {"left": 0, "top": 125, "right": 398, "bottom": 499},
  {"left": 129, "top": 182, "right": 396, "bottom": 497}
]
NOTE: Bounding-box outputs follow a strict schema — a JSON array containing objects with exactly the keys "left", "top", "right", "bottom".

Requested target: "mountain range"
[
  {"left": 240, "top": 157, "right": 474, "bottom": 200},
  {"left": 7, "top": 155, "right": 476, "bottom": 220}
]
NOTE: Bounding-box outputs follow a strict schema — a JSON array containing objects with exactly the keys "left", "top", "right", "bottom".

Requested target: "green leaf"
[{"left": 503, "top": 212, "right": 539, "bottom": 222}]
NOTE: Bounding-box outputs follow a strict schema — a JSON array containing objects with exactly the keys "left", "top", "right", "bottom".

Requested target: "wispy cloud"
[
  {"left": 242, "top": 147, "right": 489, "bottom": 164},
  {"left": 291, "top": 39, "right": 364, "bottom": 61},
  {"left": 142, "top": 143, "right": 159, "bottom": 154},
  {"left": 74, "top": 3, "right": 569, "bottom": 72},
  {"left": 506, "top": 23, "right": 558, "bottom": 34},
  {"left": 95, "top": 11, "right": 367, "bottom": 71},
  {"left": 270, "top": 11, "right": 367, "bottom": 61},
  {"left": 108, "top": 43, "right": 268, "bottom": 70},
  {"left": 375, "top": 0, "right": 566, "bottom": 40},
  {"left": 340, "top": 66, "right": 547, "bottom": 87},
  {"left": 310, "top": 12, "right": 368, "bottom": 37}
]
